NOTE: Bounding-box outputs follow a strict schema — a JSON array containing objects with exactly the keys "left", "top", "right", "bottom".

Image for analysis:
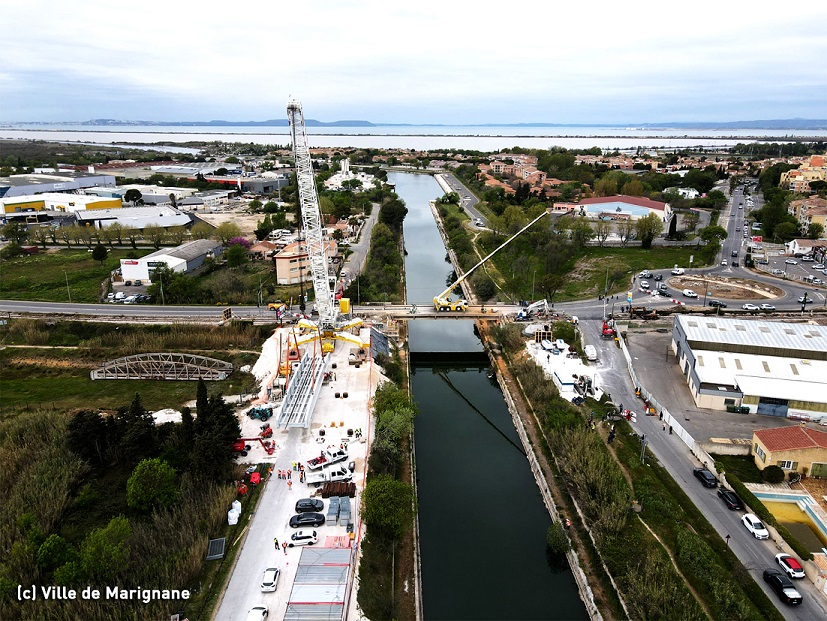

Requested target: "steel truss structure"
[{"left": 91, "top": 353, "right": 233, "bottom": 381}]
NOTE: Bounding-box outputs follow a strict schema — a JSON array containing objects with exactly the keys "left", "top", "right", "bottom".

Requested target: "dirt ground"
[
  {"left": 667, "top": 276, "right": 785, "bottom": 301},
  {"left": 197, "top": 211, "right": 264, "bottom": 235}
]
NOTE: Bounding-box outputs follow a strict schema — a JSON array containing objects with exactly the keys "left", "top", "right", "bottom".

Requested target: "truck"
[
  {"left": 305, "top": 465, "right": 353, "bottom": 487},
  {"left": 515, "top": 299, "right": 548, "bottom": 321},
  {"left": 306, "top": 447, "right": 349, "bottom": 470}
]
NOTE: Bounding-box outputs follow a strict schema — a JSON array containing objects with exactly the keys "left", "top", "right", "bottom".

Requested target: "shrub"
[
  {"left": 761, "top": 465, "right": 785, "bottom": 484},
  {"left": 546, "top": 522, "right": 570, "bottom": 556}
]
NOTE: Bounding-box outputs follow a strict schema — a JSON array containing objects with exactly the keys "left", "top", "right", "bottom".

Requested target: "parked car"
[
  {"left": 771, "top": 269, "right": 784, "bottom": 276},
  {"left": 289, "top": 512, "right": 325, "bottom": 528},
  {"left": 785, "top": 259, "right": 798, "bottom": 265},
  {"left": 295, "top": 498, "right": 324, "bottom": 513},
  {"left": 758, "top": 258, "right": 769, "bottom": 264},
  {"left": 742, "top": 513, "right": 769, "bottom": 539},
  {"left": 245, "top": 605, "right": 270, "bottom": 621},
  {"left": 260, "top": 567, "right": 280, "bottom": 592},
  {"left": 708, "top": 300, "right": 727, "bottom": 308},
  {"left": 288, "top": 530, "right": 318, "bottom": 547},
  {"left": 763, "top": 568, "right": 803, "bottom": 605},
  {"left": 731, "top": 250, "right": 738, "bottom": 257},
  {"left": 775, "top": 553, "right": 806, "bottom": 579},
  {"left": 721, "top": 259, "right": 728, "bottom": 266},
  {"left": 798, "top": 296, "right": 813, "bottom": 304},
  {"left": 813, "top": 263, "right": 825, "bottom": 269},
  {"left": 640, "top": 270, "right": 653, "bottom": 278},
  {"left": 742, "top": 303, "right": 759, "bottom": 311},
  {"left": 717, "top": 488, "right": 743, "bottom": 510},
  {"left": 732, "top": 261, "right": 739, "bottom": 267},
  {"left": 134, "top": 279, "right": 143, "bottom": 286},
  {"left": 801, "top": 255, "right": 814, "bottom": 262},
  {"left": 693, "top": 467, "right": 717, "bottom": 488},
  {"left": 759, "top": 304, "right": 776, "bottom": 311},
  {"left": 682, "top": 289, "right": 698, "bottom": 298}
]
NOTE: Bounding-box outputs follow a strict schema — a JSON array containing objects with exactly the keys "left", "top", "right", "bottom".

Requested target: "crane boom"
[
  {"left": 287, "top": 99, "right": 335, "bottom": 328},
  {"left": 434, "top": 210, "right": 549, "bottom": 311}
]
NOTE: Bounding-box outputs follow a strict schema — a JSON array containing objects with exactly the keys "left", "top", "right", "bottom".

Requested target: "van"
[{"left": 584, "top": 345, "right": 597, "bottom": 361}]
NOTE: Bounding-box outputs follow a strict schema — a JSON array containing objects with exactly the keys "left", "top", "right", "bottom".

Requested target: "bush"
[
  {"left": 546, "top": 522, "right": 570, "bottom": 556},
  {"left": 761, "top": 465, "right": 785, "bottom": 484}
]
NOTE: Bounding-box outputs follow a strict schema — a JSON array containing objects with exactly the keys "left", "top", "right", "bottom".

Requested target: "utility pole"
[{"left": 640, "top": 433, "right": 648, "bottom": 464}]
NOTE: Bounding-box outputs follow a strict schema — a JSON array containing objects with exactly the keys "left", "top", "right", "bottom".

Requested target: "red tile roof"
[
  {"left": 577, "top": 195, "right": 667, "bottom": 211},
  {"left": 754, "top": 426, "right": 827, "bottom": 452}
]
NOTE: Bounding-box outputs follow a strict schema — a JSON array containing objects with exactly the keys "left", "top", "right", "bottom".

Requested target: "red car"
[{"left": 775, "top": 553, "right": 805, "bottom": 579}]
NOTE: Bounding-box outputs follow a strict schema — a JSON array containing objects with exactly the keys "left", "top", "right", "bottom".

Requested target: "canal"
[{"left": 393, "top": 171, "right": 588, "bottom": 620}]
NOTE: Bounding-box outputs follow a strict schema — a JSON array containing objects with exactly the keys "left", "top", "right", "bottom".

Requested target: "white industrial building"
[
  {"left": 671, "top": 315, "right": 827, "bottom": 421},
  {"left": 119, "top": 239, "right": 223, "bottom": 282},
  {"left": 75, "top": 206, "right": 192, "bottom": 230}
]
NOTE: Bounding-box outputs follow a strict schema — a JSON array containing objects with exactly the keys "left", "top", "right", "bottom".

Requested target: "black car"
[
  {"left": 717, "top": 488, "right": 743, "bottom": 510},
  {"left": 653, "top": 274, "right": 663, "bottom": 281},
  {"left": 289, "top": 512, "right": 325, "bottom": 528},
  {"left": 693, "top": 467, "right": 717, "bottom": 488},
  {"left": 655, "top": 289, "right": 670, "bottom": 296},
  {"left": 708, "top": 300, "right": 727, "bottom": 308},
  {"left": 732, "top": 261, "right": 739, "bottom": 267},
  {"left": 763, "top": 568, "right": 803, "bottom": 605},
  {"left": 295, "top": 498, "right": 324, "bottom": 513},
  {"left": 731, "top": 250, "right": 738, "bottom": 257}
]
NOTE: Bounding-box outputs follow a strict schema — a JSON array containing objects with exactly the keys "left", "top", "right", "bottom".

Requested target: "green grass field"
[{"left": 0, "top": 248, "right": 152, "bottom": 303}]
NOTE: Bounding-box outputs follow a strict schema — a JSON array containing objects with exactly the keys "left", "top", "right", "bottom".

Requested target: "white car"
[
  {"left": 742, "top": 513, "right": 770, "bottom": 539},
  {"left": 721, "top": 259, "right": 728, "bottom": 266},
  {"left": 785, "top": 259, "right": 797, "bottom": 265},
  {"left": 742, "top": 303, "right": 759, "bottom": 311},
  {"left": 671, "top": 268, "right": 685, "bottom": 275},
  {"left": 639, "top": 281, "right": 650, "bottom": 289},
  {"left": 759, "top": 304, "right": 776, "bottom": 311},
  {"left": 775, "top": 553, "right": 806, "bottom": 579},
  {"left": 288, "top": 529, "right": 318, "bottom": 547},
  {"left": 245, "top": 605, "right": 269, "bottom": 621},
  {"left": 682, "top": 289, "right": 697, "bottom": 298},
  {"left": 260, "top": 567, "right": 280, "bottom": 592},
  {"left": 813, "top": 264, "right": 825, "bottom": 270}
]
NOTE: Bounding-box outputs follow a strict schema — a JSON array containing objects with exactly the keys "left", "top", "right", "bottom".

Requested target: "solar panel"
[{"left": 206, "top": 538, "right": 226, "bottom": 561}]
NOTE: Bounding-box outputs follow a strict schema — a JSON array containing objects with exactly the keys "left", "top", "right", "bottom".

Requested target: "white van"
[{"left": 584, "top": 345, "right": 597, "bottom": 361}]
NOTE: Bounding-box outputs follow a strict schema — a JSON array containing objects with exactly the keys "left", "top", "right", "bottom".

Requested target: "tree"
[
  {"left": 126, "top": 458, "right": 178, "bottom": 511},
  {"left": 699, "top": 225, "right": 728, "bottom": 244},
  {"left": 215, "top": 222, "right": 242, "bottom": 245},
  {"left": 773, "top": 221, "right": 798, "bottom": 242},
  {"left": 621, "top": 179, "right": 644, "bottom": 196},
  {"left": 67, "top": 410, "right": 112, "bottom": 464},
  {"left": 37, "top": 534, "right": 77, "bottom": 572},
  {"left": 225, "top": 243, "right": 248, "bottom": 268},
  {"left": 108, "top": 222, "right": 124, "bottom": 245},
  {"left": 471, "top": 271, "right": 496, "bottom": 300},
  {"left": 362, "top": 474, "right": 416, "bottom": 541},
  {"left": 30, "top": 226, "right": 50, "bottom": 248},
  {"left": 191, "top": 222, "right": 214, "bottom": 240},
  {"left": 2, "top": 221, "right": 29, "bottom": 244},
  {"left": 143, "top": 224, "right": 166, "bottom": 249},
  {"left": 618, "top": 219, "right": 635, "bottom": 246},
  {"left": 123, "top": 226, "right": 140, "bottom": 249},
  {"left": 569, "top": 217, "right": 595, "bottom": 249},
  {"left": 168, "top": 225, "right": 188, "bottom": 245},
  {"left": 117, "top": 393, "right": 157, "bottom": 464},
  {"left": 594, "top": 220, "right": 611, "bottom": 247},
  {"left": 91, "top": 243, "right": 108, "bottom": 265},
  {"left": 808, "top": 222, "right": 824, "bottom": 240},
  {"left": 124, "top": 189, "right": 143, "bottom": 205},
  {"left": 762, "top": 465, "right": 785, "bottom": 484},
  {"left": 80, "top": 515, "right": 131, "bottom": 582},
  {"left": 635, "top": 213, "right": 664, "bottom": 249}
]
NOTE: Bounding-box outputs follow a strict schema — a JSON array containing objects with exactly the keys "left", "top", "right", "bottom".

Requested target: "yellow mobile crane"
[{"left": 433, "top": 210, "right": 550, "bottom": 311}]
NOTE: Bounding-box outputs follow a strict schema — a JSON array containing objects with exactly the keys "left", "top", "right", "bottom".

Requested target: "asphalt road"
[
  {"left": 582, "top": 319, "right": 827, "bottom": 620},
  {"left": 439, "top": 172, "right": 485, "bottom": 224}
]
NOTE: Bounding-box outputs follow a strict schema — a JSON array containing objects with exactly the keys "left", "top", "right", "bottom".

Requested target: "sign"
[
  {"left": 222, "top": 308, "right": 233, "bottom": 321},
  {"left": 752, "top": 236, "right": 763, "bottom": 242},
  {"left": 122, "top": 260, "right": 139, "bottom": 265},
  {"left": 627, "top": 291, "right": 633, "bottom": 304},
  {"left": 147, "top": 261, "right": 167, "bottom": 268}
]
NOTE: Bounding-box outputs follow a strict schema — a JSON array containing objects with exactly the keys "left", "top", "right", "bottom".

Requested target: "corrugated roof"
[
  {"left": 142, "top": 239, "right": 222, "bottom": 262},
  {"left": 677, "top": 315, "right": 827, "bottom": 353},
  {"left": 754, "top": 426, "right": 827, "bottom": 452}
]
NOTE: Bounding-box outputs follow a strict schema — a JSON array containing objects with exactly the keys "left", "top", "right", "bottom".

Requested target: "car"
[
  {"left": 474, "top": 219, "right": 484, "bottom": 226},
  {"left": 289, "top": 512, "right": 325, "bottom": 528},
  {"left": 721, "top": 259, "right": 728, "bottom": 266},
  {"left": 758, "top": 258, "right": 769, "bottom": 264},
  {"left": 771, "top": 269, "right": 784, "bottom": 276},
  {"left": 639, "top": 281, "right": 649, "bottom": 290},
  {"left": 134, "top": 279, "right": 143, "bottom": 286},
  {"left": 742, "top": 513, "right": 770, "bottom": 539},
  {"left": 245, "top": 605, "right": 270, "bottom": 621},
  {"left": 743, "top": 232, "right": 749, "bottom": 238},
  {"left": 653, "top": 274, "right": 663, "bottom": 281},
  {"left": 785, "top": 259, "right": 797, "bottom": 265},
  {"left": 639, "top": 270, "right": 653, "bottom": 279},
  {"left": 759, "top": 303, "right": 776, "bottom": 311},
  {"left": 731, "top": 250, "right": 738, "bottom": 257},
  {"left": 295, "top": 498, "right": 324, "bottom": 513},
  {"left": 742, "top": 303, "right": 759, "bottom": 311},
  {"left": 124, "top": 280, "right": 132, "bottom": 286},
  {"left": 775, "top": 553, "right": 806, "bottom": 579},
  {"left": 288, "top": 530, "right": 318, "bottom": 547},
  {"left": 763, "top": 568, "right": 803, "bottom": 605},
  {"left": 693, "top": 467, "right": 717, "bottom": 488},
  {"left": 260, "top": 567, "right": 280, "bottom": 592},
  {"left": 732, "top": 261, "right": 739, "bottom": 267},
  {"left": 813, "top": 264, "right": 825, "bottom": 270},
  {"left": 801, "top": 255, "right": 814, "bottom": 262},
  {"left": 682, "top": 289, "right": 697, "bottom": 298},
  {"left": 708, "top": 300, "right": 727, "bottom": 308},
  {"left": 671, "top": 268, "right": 685, "bottom": 275},
  {"left": 814, "top": 278, "right": 824, "bottom": 285},
  {"left": 798, "top": 296, "right": 813, "bottom": 304},
  {"left": 655, "top": 289, "right": 670, "bottom": 296},
  {"left": 717, "top": 488, "right": 743, "bottom": 510},
  {"left": 738, "top": 204, "right": 743, "bottom": 209}
]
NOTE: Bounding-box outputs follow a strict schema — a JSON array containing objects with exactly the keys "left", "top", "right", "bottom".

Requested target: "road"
[
  {"left": 581, "top": 318, "right": 827, "bottom": 620},
  {"left": 439, "top": 172, "right": 486, "bottom": 225}
]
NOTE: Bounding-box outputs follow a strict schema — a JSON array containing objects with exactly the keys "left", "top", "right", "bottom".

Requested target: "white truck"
[
  {"left": 305, "top": 465, "right": 353, "bottom": 487},
  {"left": 306, "top": 447, "right": 349, "bottom": 471},
  {"left": 515, "top": 299, "right": 548, "bottom": 321}
]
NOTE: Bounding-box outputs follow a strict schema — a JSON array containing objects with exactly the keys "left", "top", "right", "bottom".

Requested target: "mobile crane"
[{"left": 433, "top": 210, "right": 549, "bottom": 311}]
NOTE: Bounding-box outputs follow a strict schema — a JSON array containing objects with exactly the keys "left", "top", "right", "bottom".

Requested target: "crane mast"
[{"left": 287, "top": 99, "right": 335, "bottom": 328}]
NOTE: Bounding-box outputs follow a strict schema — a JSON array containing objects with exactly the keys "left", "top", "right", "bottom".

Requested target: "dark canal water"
[{"left": 393, "top": 171, "right": 587, "bottom": 621}]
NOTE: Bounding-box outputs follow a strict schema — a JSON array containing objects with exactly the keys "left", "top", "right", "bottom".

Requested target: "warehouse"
[
  {"left": 1, "top": 193, "right": 121, "bottom": 216},
  {"left": 75, "top": 206, "right": 192, "bottom": 230},
  {"left": 671, "top": 315, "right": 827, "bottom": 421},
  {"left": 119, "top": 239, "right": 223, "bottom": 282}
]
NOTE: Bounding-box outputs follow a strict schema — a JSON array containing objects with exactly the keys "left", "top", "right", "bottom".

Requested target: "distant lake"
[{"left": 1, "top": 124, "right": 825, "bottom": 151}]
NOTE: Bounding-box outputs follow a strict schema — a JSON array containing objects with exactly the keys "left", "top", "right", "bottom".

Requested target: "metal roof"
[
  {"left": 284, "top": 548, "right": 351, "bottom": 621},
  {"left": 677, "top": 315, "right": 827, "bottom": 354},
  {"left": 141, "top": 239, "right": 222, "bottom": 262}
]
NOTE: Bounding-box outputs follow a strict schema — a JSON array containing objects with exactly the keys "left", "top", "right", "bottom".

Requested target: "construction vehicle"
[
  {"left": 306, "top": 447, "right": 349, "bottom": 471},
  {"left": 515, "top": 299, "right": 549, "bottom": 321},
  {"left": 433, "top": 210, "right": 549, "bottom": 312},
  {"left": 305, "top": 464, "right": 353, "bottom": 487},
  {"left": 247, "top": 405, "right": 273, "bottom": 421},
  {"left": 629, "top": 306, "right": 658, "bottom": 320}
]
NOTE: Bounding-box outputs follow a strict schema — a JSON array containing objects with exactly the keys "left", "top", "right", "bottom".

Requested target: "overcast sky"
[{"left": 3, "top": 0, "right": 826, "bottom": 124}]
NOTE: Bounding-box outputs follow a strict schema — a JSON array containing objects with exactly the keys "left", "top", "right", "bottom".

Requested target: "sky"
[{"left": 2, "top": 0, "right": 826, "bottom": 125}]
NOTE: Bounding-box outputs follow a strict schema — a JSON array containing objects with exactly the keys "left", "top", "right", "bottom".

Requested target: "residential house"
[{"left": 752, "top": 426, "right": 827, "bottom": 478}]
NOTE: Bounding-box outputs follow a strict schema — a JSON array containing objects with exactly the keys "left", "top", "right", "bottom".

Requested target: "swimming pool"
[
  {"left": 580, "top": 202, "right": 654, "bottom": 217},
  {"left": 752, "top": 491, "right": 827, "bottom": 549}
]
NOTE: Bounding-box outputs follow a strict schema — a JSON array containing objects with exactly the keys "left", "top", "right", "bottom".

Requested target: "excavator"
[{"left": 433, "top": 210, "right": 550, "bottom": 312}]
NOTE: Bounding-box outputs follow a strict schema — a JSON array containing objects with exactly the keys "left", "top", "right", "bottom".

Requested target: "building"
[
  {"left": 75, "top": 206, "right": 192, "bottom": 230},
  {"left": 119, "top": 239, "right": 223, "bottom": 282},
  {"left": 557, "top": 195, "right": 672, "bottom": 222},
  {"left": 789, "top": 197, "right": 827, "bottom": 233},
  {"left": 1, "top": 193, "right": 121, "bottom": 217},
  {"left": 779, "top": 155, "right": 827, "bottom": 193},
  {"left": 671, "top": 315, "right": 827, "bottom": 420},
  {"left": 0, "top": 171, "right": 116, "bottom": 198},
  {"left": 752, "top": 426, "right": 827, "bottom": 477},
  {"left": 272, "top": 240, "right": 338, "bottom": 285}
]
